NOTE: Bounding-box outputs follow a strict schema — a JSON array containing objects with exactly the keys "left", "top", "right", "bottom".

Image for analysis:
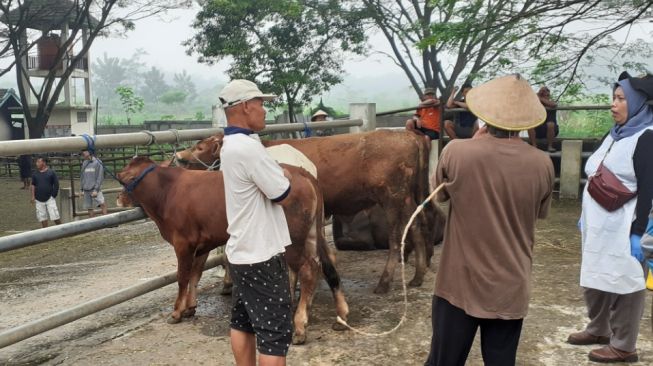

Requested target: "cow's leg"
[
  {"left": 319, "top": 242, "right": 350, "bottom": 331},
  {"left": 375, "top": 199, "right": 423, "bottom": 293},
  {"left": 408, "top": 208, "right": 428, "bottom": 288},
  {"left": 183, "top": 252, "right": 209, "bottom": 318},
  {"left": 169, "top": 243, "right": 194, "bottom": 324},
  {"left": 374, "top": 204, "right": 404, "bottom": 294},
  {"left": 292, "top": 260, "right": 318, "bottom": 345},
  {"left": 288, "top": 268, "right": 298, "bottom": 303}
]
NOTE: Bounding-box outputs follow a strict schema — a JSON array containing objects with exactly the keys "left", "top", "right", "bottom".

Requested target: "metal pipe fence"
[{"left": 0, "top": 117, "right": 364, "bottom": 350}]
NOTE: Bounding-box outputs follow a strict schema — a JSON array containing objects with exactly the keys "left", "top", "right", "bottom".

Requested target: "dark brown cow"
[
  {"left": 177, "top": 130, "right": 442, "bottom": 293},
  {"left": 116, "top": 157, "right": 348, "bottom": 344},
  {"left": 333, "top": 204, "right": 445, "bottom": 251}
]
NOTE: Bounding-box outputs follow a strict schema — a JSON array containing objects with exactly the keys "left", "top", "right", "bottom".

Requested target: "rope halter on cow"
[
  {"left": 189, "top": 150, "right": 220, "bottom": 171},
  {"left": 335, "top": 182, "right": 445, "bottom": 337},
  {"left": 124, "top": 164, "right": 157, "bottom": 193}
]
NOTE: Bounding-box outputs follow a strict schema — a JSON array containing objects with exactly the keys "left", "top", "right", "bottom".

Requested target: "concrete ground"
[{"left": 0, "top": 179, "right": 651, "bottom": 365}]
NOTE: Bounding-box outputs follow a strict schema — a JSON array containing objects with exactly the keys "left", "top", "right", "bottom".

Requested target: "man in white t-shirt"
[{"left": 218, "top": 79, "right": 293, "bottom": 366}]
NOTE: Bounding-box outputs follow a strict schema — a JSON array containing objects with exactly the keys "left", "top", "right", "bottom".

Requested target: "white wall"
[{"left": 0, "top": 114, "right": 11, "bottom": 141}]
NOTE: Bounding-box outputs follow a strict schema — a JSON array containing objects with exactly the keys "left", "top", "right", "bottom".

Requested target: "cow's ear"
[{"left": 212, "top": 141, "right": 221, "bottom": 157}]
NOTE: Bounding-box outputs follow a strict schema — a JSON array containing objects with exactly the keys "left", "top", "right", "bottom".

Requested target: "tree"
[
  {"left": 359, "top": 1, "right": 653, "bottom": 99},
  {"left": 115, "top": 85, "right": 143, "bottom": 125},
  {"left": 93, "top": 50, "right": 146, "bottom": 104},
  {"left": 0, "top": 0, "right": 189, "bottom": 138},
  {"left": 173, "top": 69, "right": 195, "bottom": 100},
  {"left": 140, "top": 66, "right": 169, "bottom": 103},
  {"left": 159, "top": 89, "right": 187, "bottom": 105},
  {"left": 186, "top": 0, "right": 367, "bottom": 122}
]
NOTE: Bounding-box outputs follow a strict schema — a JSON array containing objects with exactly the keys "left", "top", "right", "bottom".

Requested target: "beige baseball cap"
[
  {"left": 466, "top": 74, "right": 546, "bottom": 131},
  {"left": 218, "top": 79, "right": 276, "bottom": 108}
]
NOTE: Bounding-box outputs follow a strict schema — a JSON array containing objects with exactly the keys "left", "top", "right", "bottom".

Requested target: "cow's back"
[{"left": 266, "top": 130, "right": 424, "bottom": 215}]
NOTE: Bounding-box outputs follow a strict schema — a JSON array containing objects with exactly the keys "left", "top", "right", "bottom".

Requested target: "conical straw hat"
[{"left": 466, "top": 74, "right": 546, "bottom": 131}]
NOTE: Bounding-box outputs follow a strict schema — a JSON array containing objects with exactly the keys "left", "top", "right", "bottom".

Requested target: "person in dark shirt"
[
  {"left": 17, "top": 154, "right": 32, "bottom": 189},
  {"left": 31, "top": 157, "right": 62, "bottom": 228},
  {"left": 443, "top": 83, "right": 478, "bottom": 139},
  {"left": 528, "top": 86, "right": 559, "bottom": 152}
]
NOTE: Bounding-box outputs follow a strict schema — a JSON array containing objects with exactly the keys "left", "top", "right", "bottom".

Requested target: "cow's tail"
[
  {"left": 313, "top": 180, "right": 341, "bottom": 291},
  {"left": 415, "top": 134, "right": 431, "bottom": 205}
]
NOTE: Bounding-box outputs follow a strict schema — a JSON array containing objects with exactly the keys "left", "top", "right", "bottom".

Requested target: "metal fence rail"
[
  {"left": 0, "top": 209, "right": 146, "bottom": 253},
  {"left": 0, "top": 120, "right": 363, "bottom": 156},
  {"left": 0, "top": 118, "right": 364, "bottom": 350},
  {"left": 0, "top": 255, "right": 224, "bottom": 349}
]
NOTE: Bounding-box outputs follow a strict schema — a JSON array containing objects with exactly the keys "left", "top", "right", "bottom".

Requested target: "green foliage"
[
  {"left": 115, "top": 86, "right": 145, "bottom": 125},
  {"left": 159, "top": 89, "right": 188, "bottom": 105},
  {"left": 140, "top": 66, "right": 170, "bottom": 103},
  {"left": 173, "top": 70, "right": 197, "bottom": 100},
  {"left": 194, "top": 111, "right": 206, "bottom": 120},
  {"left": 186, "top": 0, "right": 367, "bottom": 120}
]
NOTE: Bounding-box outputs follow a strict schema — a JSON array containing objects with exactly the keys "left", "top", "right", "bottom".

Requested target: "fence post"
[
  {"left": 560, "top": 140, "right": 583, "bottom": 199},
  {"left": 348, "top": 103, "right": 376, "bottom": 133},
  {"left": 428, "top": 140, "right": 440, "bottom": 191},
  {"left": 59, "top": 187, "right": 74, "bottom": 223}
]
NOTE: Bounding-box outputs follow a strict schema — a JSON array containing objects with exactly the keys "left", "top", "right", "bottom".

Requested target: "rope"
[
  {"left": 190, "top": 150, "right": 220, "bottom": 171},
  {"left": 335, "top": 183, "right": 445, "bottom": 336}
]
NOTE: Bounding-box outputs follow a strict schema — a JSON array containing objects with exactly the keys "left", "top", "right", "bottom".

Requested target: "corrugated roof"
[{"left": 2, "top": 0, "right": 99, "bottom": 30}]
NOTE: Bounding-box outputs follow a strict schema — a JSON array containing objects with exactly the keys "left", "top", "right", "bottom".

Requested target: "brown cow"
[
  {"left": 177, "top": 130, "right": 442, "bottom": 294},
  {"left": 116, "top": 156, "right": 348, "bottom": 344}
]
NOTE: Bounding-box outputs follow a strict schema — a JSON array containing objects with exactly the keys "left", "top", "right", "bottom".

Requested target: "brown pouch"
[{"left": 587, "top": 162, "right": 636, "bottom": 212}]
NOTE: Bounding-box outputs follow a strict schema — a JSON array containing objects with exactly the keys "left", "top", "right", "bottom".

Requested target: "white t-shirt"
[{"left": 220, "top": 128, "right": 292, "bottom": 264}]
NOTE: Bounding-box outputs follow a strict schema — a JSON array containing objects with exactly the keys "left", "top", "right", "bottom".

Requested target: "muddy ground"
[{"left": 0, "top": 178, "right": 652, "bottom": 366}]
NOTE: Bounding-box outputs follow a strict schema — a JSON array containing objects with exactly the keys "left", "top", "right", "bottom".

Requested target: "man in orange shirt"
[{"left": 406, "top": 87, "right": 441, "bottom": 141}]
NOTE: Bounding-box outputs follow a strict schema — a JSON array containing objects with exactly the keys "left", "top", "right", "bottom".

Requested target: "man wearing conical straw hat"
[{"left": 425, "top": 74, "right": 555, "bottom": 366}]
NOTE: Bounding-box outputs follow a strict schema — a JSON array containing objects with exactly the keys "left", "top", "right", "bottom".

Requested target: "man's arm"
[
  {"left": 95, "top": 161, "right": 104, "bottom": 191},
  {"left": 446, "top": 87, "right": 458, "bottom": 108},
  {"left": 538, "top": 159, "right": 555, "bottom": 219},
  {"left": 30, "top": 183, "right": 36, "bottom": 203},
  {"left": 539, "top": 96, "right": 557, "bottom": 108},
  {"left": 250, "top": 153, "right": 291, "bottom": 206},
  {"left": 52, "top": 171, "right": 59, "bottom": 199}
]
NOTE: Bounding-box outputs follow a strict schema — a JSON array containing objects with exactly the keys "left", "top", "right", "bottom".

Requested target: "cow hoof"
[
  {"left": 332, "top": 321, "right": 348, "bottom": 331},
  {"left": 408, "top": 278, "right": 423, "bottom": 287},
  {"left": 373, "top": 282, "right": 390, "bottom": 294},
  {"left": 182, "top": 307, "right": 196, "bottom": 318},
  {"left": 167, "top": 316, "right": 182, "bottom": 324},
  {"left": 220, "top": 285, "right": 233, "bottom": 296},
  {"left": 292, "top": 333, "right": 306, "bottom": 345}
]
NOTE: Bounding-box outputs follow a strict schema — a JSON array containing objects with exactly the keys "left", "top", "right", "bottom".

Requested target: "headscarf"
[{"left": 610, "top": 78, "right": 653, "bottom": 141}]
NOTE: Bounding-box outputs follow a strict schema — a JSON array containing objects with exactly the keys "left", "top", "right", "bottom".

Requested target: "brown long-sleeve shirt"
[{"left": 434, "top": 134, "right": 554, "bottom": 319}]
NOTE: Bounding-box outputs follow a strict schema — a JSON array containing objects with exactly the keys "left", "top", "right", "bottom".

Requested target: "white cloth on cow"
[
  {"left": 221, "top": 132, "right": 292, "bottom": 265},
  {"left": 265, "top": 144, "right": 317, "bottom": 179}
]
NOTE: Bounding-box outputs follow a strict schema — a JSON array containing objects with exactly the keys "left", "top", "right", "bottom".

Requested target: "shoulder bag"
[{"left": 587, "top": 141, "right": 637, "bottom": 212}]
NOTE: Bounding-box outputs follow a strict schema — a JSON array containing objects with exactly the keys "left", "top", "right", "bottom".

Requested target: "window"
[{"left": 77, "top": 111, "right": 87, "bottom": 123}]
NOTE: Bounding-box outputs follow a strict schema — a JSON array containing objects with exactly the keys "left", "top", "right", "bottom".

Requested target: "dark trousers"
[{"left": 425, "top": 296, "right": 524, "bottom": 366}]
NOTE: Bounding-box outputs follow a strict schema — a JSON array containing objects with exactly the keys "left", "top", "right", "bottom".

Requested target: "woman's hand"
[{"left": 630, "top": 234, "right": 644, "bottom": 262}]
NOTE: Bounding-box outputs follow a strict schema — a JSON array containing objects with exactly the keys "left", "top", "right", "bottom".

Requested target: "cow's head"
[
  {"left": 174, "top": 133, "right": 223, "bottom": 170},
  {"left": 117, "top": 156, "right": 157, "bottom": 194}
]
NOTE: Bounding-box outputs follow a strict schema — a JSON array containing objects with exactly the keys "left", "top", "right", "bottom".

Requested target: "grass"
[{"left": 558, "top": 109, "right": 613, "bottom": 138}]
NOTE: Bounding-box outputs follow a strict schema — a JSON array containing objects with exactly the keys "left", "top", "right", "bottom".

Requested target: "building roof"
[
  {"left": 2, "top": 0, "right": 99, "bottom": 30},
  {"left": 0, "top": 88, "right": 22, "bottom": 109}
]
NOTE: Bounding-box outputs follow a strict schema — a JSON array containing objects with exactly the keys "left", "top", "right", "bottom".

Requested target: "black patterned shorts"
[{"left": 228, "top": 254, "right": 293, "bottom": 356}]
